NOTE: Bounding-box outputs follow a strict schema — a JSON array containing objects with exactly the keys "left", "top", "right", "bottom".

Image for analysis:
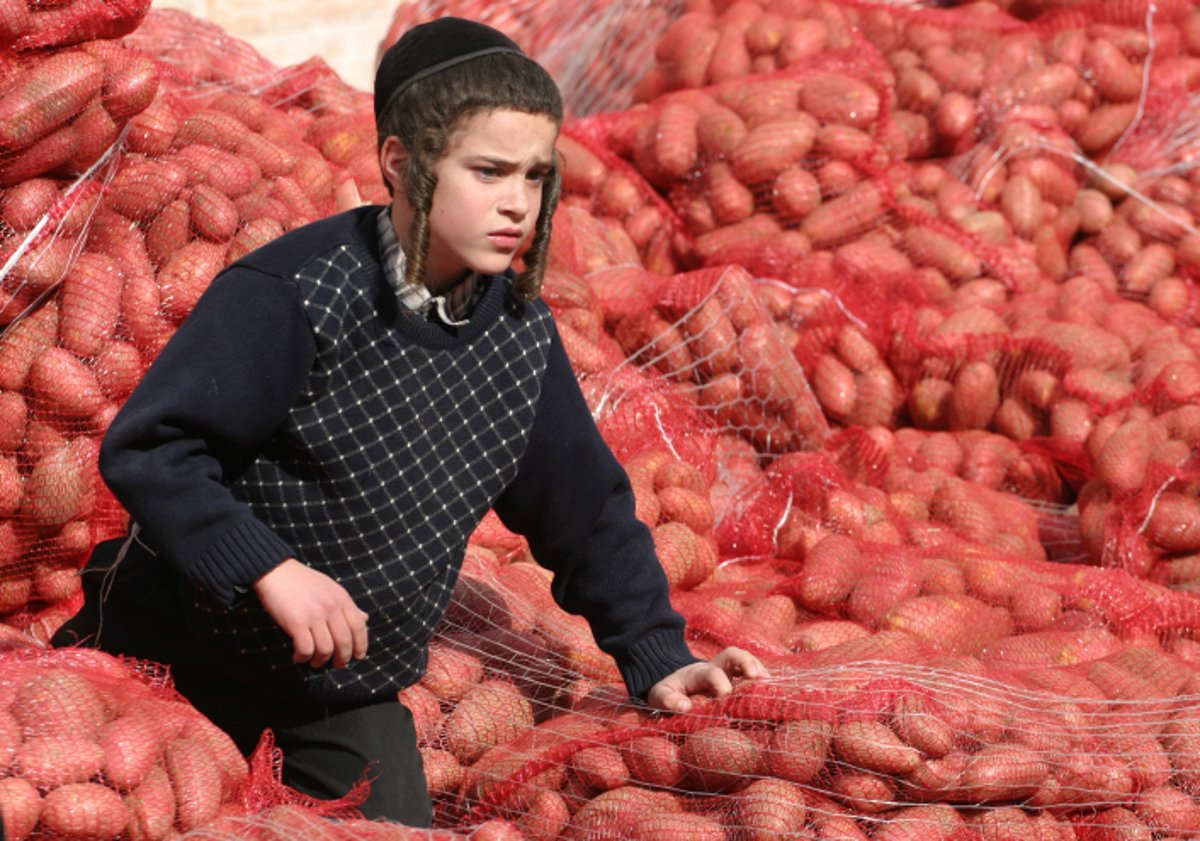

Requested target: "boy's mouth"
[{"left": 487, "top": 228, "right": 525, "bottom": 250}]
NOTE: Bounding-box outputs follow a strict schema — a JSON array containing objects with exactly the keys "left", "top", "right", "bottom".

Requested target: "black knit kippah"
[{"left": 374, "top": 17, "right": 525, "bottom": 126}]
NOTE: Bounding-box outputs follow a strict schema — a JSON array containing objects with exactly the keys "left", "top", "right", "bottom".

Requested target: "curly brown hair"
[{"left": 376, "top": 51, "right": 564, "bottom": 301}]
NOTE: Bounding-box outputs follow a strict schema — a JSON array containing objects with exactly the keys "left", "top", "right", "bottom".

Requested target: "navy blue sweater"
[{"left": 99, "top": 206, "right": 696, "bottom": 706}]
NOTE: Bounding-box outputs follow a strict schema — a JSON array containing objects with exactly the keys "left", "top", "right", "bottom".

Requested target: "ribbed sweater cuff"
[
  {"left": 191, "top": 520, "right": 295, "bottom": 607},
  {"left": 619, "top": 627, "right": 699, "bottom": 700}
]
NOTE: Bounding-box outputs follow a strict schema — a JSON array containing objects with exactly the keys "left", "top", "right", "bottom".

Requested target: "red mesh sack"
[
  {"left": 0, "top": 14, "right": 368, "bottom": 639},
  {"left": 611, "top": 263, "right": 830, "bottom": 456},
  {"left": 0, "top": 645, "right": 254, "bottom": 839},
  {"left": 1, "top": 0, "right": 150, "bottom": 52},
  {"left": 555, "top": 127, "right": 688, "bottom": 276},
  {"left": 377, "top": 0, "right": 680, "bottom": 118},
  {"left": 130, "top": 9, "right": 385, "bottom": 204},
  {"left": 0, "top": 41, "right": 159, "bottom": 188}
]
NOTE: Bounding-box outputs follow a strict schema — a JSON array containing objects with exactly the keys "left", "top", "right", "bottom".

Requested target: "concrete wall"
[{"left": 151, "top": 0, "right": 406, "bottom": 92}]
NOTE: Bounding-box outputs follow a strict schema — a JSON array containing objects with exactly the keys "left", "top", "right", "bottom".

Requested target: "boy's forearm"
[{"left": 100, "top": 269, "right": 314, "bottom": 603}]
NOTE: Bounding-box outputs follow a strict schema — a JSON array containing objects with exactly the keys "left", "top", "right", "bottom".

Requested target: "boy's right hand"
[{"left": 253, "top": 558, "right": 369, "bottom": 670}]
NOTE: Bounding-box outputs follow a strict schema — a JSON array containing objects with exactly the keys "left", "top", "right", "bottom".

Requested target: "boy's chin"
[{"left": 468, "top": 256, "right": 518, "bottom": 277}]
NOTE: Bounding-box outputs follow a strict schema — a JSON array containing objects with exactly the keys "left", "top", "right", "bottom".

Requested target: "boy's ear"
[{"left": 379, "top": 136, "right": 408, "bottom": 194}]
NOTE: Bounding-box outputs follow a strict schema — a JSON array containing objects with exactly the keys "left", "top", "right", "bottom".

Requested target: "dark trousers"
[{"left": 52, "top": 538, "right": 433, "bottom": 826}]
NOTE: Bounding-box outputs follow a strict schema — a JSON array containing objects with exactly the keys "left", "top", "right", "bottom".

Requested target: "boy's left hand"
[{"left": 645, "top": 646, "right": 768, "bottom": 714}]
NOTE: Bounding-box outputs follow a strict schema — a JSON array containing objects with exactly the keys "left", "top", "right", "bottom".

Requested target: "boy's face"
[{"left": 383, "top": 108, "right": 558, "bottom": 294}]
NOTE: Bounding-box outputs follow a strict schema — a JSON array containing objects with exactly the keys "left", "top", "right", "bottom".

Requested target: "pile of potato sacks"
[{"left": 12, "top": 0, "right": 1200, "bottom": 838}]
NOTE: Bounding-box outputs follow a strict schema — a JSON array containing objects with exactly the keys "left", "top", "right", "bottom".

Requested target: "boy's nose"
[{"left": 499, "top": 179, "right": 530, "bottom": 217}]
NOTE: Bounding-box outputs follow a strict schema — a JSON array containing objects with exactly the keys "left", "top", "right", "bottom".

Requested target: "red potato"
[
  {"left": 10, "top": 667, "right": 111, "bottom": 740},
  {"left": 20, "top": 434, "right": 98, "bottom": 527},
  {"left": 94, "top": 50, "right": 159, "bottom": 123},
  {"left": 172, "top": 145, "right": 261, "bottom": 198},
  {"left": 155, "top": 240, "right": 228, "bottom": 323},
  {"left": 14, "top": 735, "right": 107, "bottom": 790},
  {"left": 736, "top": 593, "right": 798, "bottom": 646},
  {"left": 1073, "top": 101, "right": 1138, "bottom": 155},
  {"left": 773, "top": 166, "right": 821, "bottom": 222},
  {"left": 626, "top": 810, "right": 726, "bottom": 841},
  {"left": 812, "top": 352, "right": 858, "bottom": 421},
  {"left": 834, "top": 720, "right": 921, "bottom": 775},
  {"left": 883, "top": 593, "right": 1013, "bottom": 656},
  {"left": 680, "top": 725, "right": 760, "bottom": 792},
  {"left": 705, "top": 159, "right": 755, "bottom": 226},
  {"left": 428, "top": 753, "right": 492, "bottom": 809},
  {"left": 26, "top": 343, "right": 105, "bottom": 417},
  {"left": 829, "top": 768, "right": 896, "bottom": 814},
  {"left": 0, "top": 454, "right": 21, "bottom": 517},
  {"left": 653, "top": 520, "right": 715, "bottom": 590},
  {"left": 107, "top": 157, "right": 188, "bottom": 222},
  {"left": 696, "top": 104, "right": 747, "bottom": 158},
  {"left": 58, "top": 252, "right": 124, "bottom": 359},
  {"left": 729, "top": 115, "right": 817, "bottom": 187},
  {"left": 0, "top": 707, "right": 18, "bottom": 767},
  {"left": 644, "top": 100, "right": 699, "bottom": 183},
  {"left": 0, "top": 776, "right": 40, "bottom": 841},
  {"left": 227, "top": 217, "right": 285, "bottom": 264},
  {"left": 707, "top": 18, "right": 754, "bottom": 84},
  {"left": 900, "top": 226, "right": 982, "bottom": 283},
  {"left": 123, "top": 95, "right": 178, "bottom": 157},
  {"left": 801, "top": 180, "right": 886, "bottom": 246},
  {"left": 123, "top": 764, "right": 175, "bottom": 841},
  {"left": 556, "top": 133, "right": 607, "bottom": 195},
  {"left": 40, "top": 782, "right": 129, "bottom": 840},
  {"left": 622, "top": 735, "right": 685, "bottom": 788},
  {"left": 93, "top": 340, "right": 144, "bottom": 401},
  {"left": 1144, "top": 492, "right": 1200, "bottom": 552},
  {"left": 188, "top": 183, "right": 239, "bottom": 243},
  {"left": 979, "top": 628, "right": 1128, "bottom": 667},
  {"left": 947, "top": 361, "right": 1000, "bottom": 431},
  {"left": 873, "top": 804, "right": 965, "bottom": 841},
  {"left": 847, "top": 557, "right": 923, "bottom": 625},
  {"left": 796, "top": 534, "right": 866, "bottom": 612},
  {"left": 163, "top": 736, "right": 223, "bottom": 832},
  {"left": 568, "top": 745, "right": 629, "bottom": 792},
  {"left": 0, "top": 177, "right": 60, "bottom": 230},
  {"left": 514, "top": 788, "right": 569, "bottom": 841},
  {"left": 657, "top": 485, "right": 714, "bottom": 533},
  {"left": 737, "top": 778, "right": 809, "bottom": 839},
  {"left": 64, "top": 100, "right": 120, "bottom": 172},
  {"left": 419, "top": 642, "right": 483, "bottom": 703},
  {"left": 958, "top": 743, "right": 1049, "bottom": 803},
  {"left": 891, "top": 693, "right": 956, "bottom": 759},
  {"left": 1134, "top": 785, "right": 1200, "bottom": 834},
  {"left": 0, "top": 301, "right": 59, "bottom": 392},
  {"left": 0, "top": 50, "right": 105, "bottom": 150},
  {"left": 801, "top": 72, "right": 880, "bottom": 130},
  {"left": 99, "top": 715, "right": 165, "bottom": 793},
  {"left": 442, "top": 679, "right": 533, "bottom": 765}
]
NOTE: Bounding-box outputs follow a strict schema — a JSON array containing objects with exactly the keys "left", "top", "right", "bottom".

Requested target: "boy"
[{"left": 54, "top": 17, "right": 764, "bottom": 824}]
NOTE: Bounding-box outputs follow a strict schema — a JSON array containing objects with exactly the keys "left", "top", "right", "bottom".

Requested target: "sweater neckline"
[{"left": 351, "top": 207, "right": 518, "bottom": 350}]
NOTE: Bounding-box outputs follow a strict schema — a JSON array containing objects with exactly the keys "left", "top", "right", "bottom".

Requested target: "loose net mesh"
[{"left": 10, "top": 0, "right": 1200, "bottom": 838}]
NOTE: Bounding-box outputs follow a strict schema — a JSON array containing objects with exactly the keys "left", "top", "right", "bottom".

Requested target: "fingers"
[
  {"left": 646, "top": 683, "right": 693, "bottom": 714},
  {"left": 349, "top": 607, "right": 369, "bottom": 662},
  {"left": 687, "top": 663, "right": 734, "bottom": 699},
  {"left": 326, "top": 611, "right": 354, "bottom": 669},
  {"left": 308, "top": 622, "right": 335, "bottom": 669},
  {"left": 714, "top": 646, "right": 770, "bottom": 680},
  {"left": 292, "top": 627, "right": 315, "bottom": 665}
]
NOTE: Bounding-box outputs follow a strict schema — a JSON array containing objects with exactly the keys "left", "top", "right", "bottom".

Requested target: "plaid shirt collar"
[{"left": 376, "top": 206, "right": 481, "bottom": 327}]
